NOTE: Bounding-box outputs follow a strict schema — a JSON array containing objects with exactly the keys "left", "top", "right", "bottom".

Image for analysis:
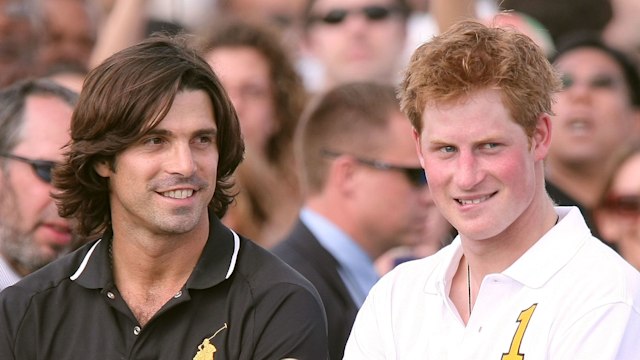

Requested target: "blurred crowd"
[
  {"left": 2, "top": 0, "right": 640, "bottom": 357},
  {"left": 4, "top": 0, "right": 640, "bottom": 291}
]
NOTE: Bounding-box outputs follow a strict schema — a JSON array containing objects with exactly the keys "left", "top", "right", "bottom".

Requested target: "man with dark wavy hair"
[{"left": 0, "top": 35, "right": 328, "bottom": 360}]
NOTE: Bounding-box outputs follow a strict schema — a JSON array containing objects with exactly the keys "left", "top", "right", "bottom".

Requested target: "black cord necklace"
[
  {"left": 466, "top": 214, "right": 560, "bottom": 317},
  {"left": 467, "top": 263, "right": 471, "bottom": 317}
]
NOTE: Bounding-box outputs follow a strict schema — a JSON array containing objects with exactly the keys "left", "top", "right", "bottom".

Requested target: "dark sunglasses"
[
  {"left": 602, "top": 194, "right": 640, "bottom": 216},
  {"left": 308, "top": 5, "right": 401, "bottom": 25},
  {"left": 0, "top": 153, "right": 58, "bottom": 183},
  {"left": 322, "top": 149, "right": 427, "bottom": 187}
]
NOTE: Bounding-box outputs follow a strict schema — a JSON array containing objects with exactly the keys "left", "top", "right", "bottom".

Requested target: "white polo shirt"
[{"left": 344, "top": 207, "right": 640, "bottom": 359}]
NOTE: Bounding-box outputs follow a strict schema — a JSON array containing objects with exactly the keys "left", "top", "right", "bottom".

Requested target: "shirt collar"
[
  {"left": 425, "top": 237, "right": 463, "bottom": 296},
  {"left": 503, "top": 206, "right": 588, "bottom": 288},
  {"left": 300, "top": 207, "right": 379, "bottom": 306},
  {"left": 71, "top": 211, "right": 240, "bottom": 290},
  {"left": 425, "top": 206, "right": 588, "bottom": 294},
  {"left": 0, "top": 254, "right": 23, "bottom": 290}
]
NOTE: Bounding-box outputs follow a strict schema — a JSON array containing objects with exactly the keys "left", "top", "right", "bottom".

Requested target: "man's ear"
[
  {"left": 413, "top": 127, "right": 425, "bottom": 169},
  {"left": 532, "top": 113, "right": 553, "bottom": 161},
  {"left": 94, "top": 160, "right": 112, "bottom": 178},
  {"left": 330, "top": 156, "right": 358, "bottom": 196}
]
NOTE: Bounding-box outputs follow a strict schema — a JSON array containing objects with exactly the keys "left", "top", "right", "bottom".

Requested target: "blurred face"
[
  {"left": 351, "top": 111, "right": 431, "bottom": 252},
  {"left": 305, "top": 0, "right": 407, "bottom": 88},
  {"left": 416, "top": 89, "right": 550, "bottom": 241},
  {"left": 0, "top": 94, "right": 74, "bottom": 275},
  {"left": 0, "top": 0, "right": 37, "bottom": 74},
  {"left": 95, "top": 90, "right": 218, "bottom": 237},
  {"left": 38, "top": 0, "right": 95, "bottom": 68},
  {"left": 550, "top": 47, "right": 638, "bottom": 166},
  {"left": 206, "top": 47, "right": 276, "bottom": 155},
  {"left": 596, "top": 152, "right": 640, "bottom": 269}
]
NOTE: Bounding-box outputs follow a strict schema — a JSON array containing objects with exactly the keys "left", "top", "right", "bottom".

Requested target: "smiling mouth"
[
  {"left": 161, "top": 189, "right": 194, "bottom": 199},
  {"left": 456, "top": 194, "right": 493, "bottom": 205},
  {"left": 567, "top": 118, "right": 593, "bottom": 131}
]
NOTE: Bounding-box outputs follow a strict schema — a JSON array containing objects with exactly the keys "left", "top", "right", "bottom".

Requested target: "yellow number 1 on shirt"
[{"left": 502, "top": 304, "right": 537, "bottom": 360}]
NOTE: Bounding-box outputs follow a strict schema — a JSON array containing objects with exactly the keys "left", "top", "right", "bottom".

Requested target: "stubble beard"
[
  {"left": 0, "top": 223, "right": 56, "bottom": 274},
  {"left": 0, "top": 183, "right": 66, "bottom": 275}
]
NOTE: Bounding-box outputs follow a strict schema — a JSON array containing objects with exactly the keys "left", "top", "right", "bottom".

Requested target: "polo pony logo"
[{"left": 193, "top": 323, "right": 228, "bottom": 360}]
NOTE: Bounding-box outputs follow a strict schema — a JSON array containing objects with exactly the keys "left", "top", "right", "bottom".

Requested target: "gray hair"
[{"left": 0, "top": 78, "right": 78, "bottom": 155}]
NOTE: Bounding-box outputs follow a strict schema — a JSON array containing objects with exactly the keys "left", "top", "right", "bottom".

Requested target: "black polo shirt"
[{"left": 0, "top": 213, "right": 328, "bottom": 359}]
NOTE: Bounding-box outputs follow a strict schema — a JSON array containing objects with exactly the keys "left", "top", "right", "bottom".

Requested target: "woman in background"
[{"left": 198, "top": 18, "right": 307, "bottom": 247}]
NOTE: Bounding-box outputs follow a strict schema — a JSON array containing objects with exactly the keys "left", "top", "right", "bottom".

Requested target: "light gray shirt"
[
  {"left": 0, "top": 254, "right": 21, "bottom": 292},
  {"left": 300, "top": 207, "right": 379, "bottom": 307}
]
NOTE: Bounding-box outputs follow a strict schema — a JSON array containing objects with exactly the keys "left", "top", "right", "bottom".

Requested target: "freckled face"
[{"left": 416, "top": 89, "right": 544, "bottom": 241}]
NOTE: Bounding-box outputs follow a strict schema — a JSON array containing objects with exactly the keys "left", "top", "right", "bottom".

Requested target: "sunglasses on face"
[
  {"left": 308, "top": 5, "right": 401, "bottom": 26},
  {"left": 0, "top": 153, "right": 58, "bottom": 183},
  {"left": 602, "top": 194, "right": 640, "bottom": 217},
  {"left": 322, "top": 149, "right": 427, "bottom": 187}
]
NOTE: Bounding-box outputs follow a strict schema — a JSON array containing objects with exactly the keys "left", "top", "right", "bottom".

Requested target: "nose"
[
  {"left": 564, "top": 79, "right": 593, "bottom": 103},
  {"left": 166, "top": 143, "right": 197, "bottom": 177},
  {"left": 342, "top": 12, "right": 370, "bottom": 33},
  {"left": 454, "top": 151, "right": 483, "bottom": 190}
]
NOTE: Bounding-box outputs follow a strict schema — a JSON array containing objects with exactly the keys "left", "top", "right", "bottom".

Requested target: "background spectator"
[
  {"left": 301, "top": 0, "right": 411, "bottom": 91},
  {"left": 545, "top": 34, "right": 640, "bottom": 237},
  {"left": 0, "top": 0, "right": 39, "bottom": 87},
  {"left": 0, "top": 78, "right": 79, "bottom": 291},
  {"left": 35, "top": 0, "right": 99, "bottom": 70},
  {"left": 198, "top": 18, "right": 306, "bottom": 247},
  {"left": 273, "top": 82, "right": 431, "bottom": 360}
]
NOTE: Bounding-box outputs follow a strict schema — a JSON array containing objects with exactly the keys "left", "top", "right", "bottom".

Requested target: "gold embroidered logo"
[{"left": 193, "top": 323, "right": 228, "bottom": 360}]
